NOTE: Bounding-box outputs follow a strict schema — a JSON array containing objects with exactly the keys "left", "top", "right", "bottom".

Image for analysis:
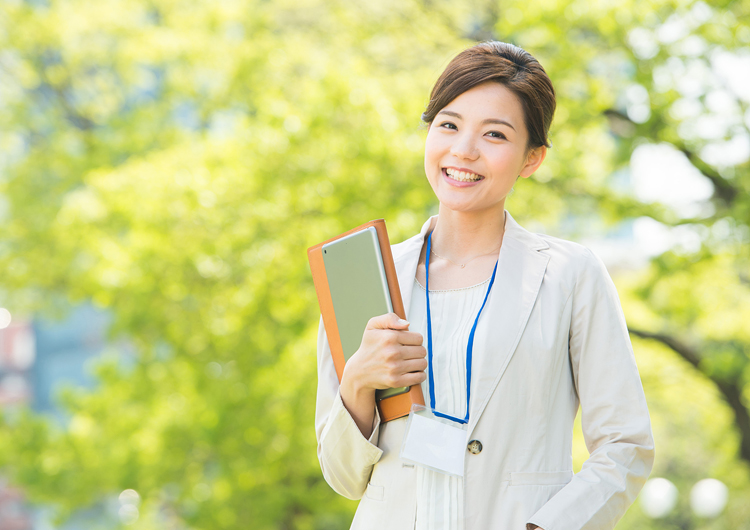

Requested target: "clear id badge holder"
[{"left": 400, "top": 404, "right": 467, "bottom": 477}]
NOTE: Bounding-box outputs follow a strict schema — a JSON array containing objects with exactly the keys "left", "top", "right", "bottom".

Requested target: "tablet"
[{"left": 322, "top": 227, "right": 410, "bottom": 401}]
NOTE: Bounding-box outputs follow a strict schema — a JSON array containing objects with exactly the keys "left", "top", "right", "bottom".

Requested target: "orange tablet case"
[{"left": 308, "top": 219, "right": 425, "bottom": 422}]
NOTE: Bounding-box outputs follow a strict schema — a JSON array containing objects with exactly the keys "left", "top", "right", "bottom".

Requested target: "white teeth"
[{"left": 446, "top": 168, "right": 482, "bottom": 182}]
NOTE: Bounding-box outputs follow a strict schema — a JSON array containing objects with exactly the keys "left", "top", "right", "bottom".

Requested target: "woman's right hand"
[
  {"left": 346, "top": 313, "right": 428, "bottom": 392},
  {"left": 339, "top": 313, "right": 428, "bottom": 437}
]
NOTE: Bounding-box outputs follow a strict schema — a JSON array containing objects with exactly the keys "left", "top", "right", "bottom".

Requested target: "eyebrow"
[{"left": 437, "top": 110, "right": 516, "bottom": 131}]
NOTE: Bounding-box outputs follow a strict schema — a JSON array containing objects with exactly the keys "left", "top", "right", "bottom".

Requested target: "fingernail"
[{"left": 398, "top": 319, "right": 409, "bottom": 326}]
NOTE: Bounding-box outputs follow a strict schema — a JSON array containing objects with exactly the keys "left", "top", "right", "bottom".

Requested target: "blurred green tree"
[{"left": 0, "top": 0, "right": 748, "bottom": 528}]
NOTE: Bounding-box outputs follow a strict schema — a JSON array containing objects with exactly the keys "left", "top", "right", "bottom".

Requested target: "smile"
[{"left": 444, "top": 167, "right": 484, "bottom": 182}]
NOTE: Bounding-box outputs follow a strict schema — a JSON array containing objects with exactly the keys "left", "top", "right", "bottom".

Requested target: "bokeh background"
[{"left": 0, "top": 0, "right": 749, "bottom": 528}]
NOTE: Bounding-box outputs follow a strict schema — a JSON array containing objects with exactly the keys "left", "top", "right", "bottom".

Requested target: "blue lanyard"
[{"left": 425, "top": 232, "right": 498, "bottom": 425}]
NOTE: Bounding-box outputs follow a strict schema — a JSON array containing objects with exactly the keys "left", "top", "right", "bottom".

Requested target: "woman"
[{"left": 315, "top": 41, "right": 654, "bottom": 530}]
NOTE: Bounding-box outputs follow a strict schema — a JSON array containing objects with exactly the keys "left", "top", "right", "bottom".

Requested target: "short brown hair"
[{"left": 422, "top": 42, "right": 556, "bottom": 150}]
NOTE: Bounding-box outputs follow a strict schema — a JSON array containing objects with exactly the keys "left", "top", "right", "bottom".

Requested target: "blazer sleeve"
[
  {"left": 315, "top": 317, "right": 384, "bottom": 500},
  {"left": 527, "top": 249, "right": 655, "bottom": 530}
]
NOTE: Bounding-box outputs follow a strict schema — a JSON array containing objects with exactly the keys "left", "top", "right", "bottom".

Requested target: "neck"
[{"left": 430, "top": 202, "right": 507, "bottom": 262}]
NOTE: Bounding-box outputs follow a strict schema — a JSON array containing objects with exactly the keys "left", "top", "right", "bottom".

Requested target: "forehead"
[{"left": 440, "top": 82, "right": 526, "bottom": 129}]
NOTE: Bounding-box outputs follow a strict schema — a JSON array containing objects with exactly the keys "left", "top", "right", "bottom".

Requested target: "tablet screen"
[{"left": 323, "top": 227, "right": 409, "bottom": 401}]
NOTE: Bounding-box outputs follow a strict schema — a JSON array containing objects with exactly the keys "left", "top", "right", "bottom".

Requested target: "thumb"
[{"left": 367, "top": 312, "right": 410, "bottom": 331}]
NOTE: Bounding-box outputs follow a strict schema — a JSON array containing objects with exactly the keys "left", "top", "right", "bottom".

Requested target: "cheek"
[
  {"left": 424, "top": 133, "right": 450, "bottom": 171},
  {"left": 424, "top": 131, "right": 437, "bottom": 156},
  {"left": 485, "top": 148, "right": 523, "bottom": 175}
]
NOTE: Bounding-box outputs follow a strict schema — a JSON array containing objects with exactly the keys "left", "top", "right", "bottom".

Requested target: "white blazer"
[{"left": 315, "top": 211, "right": 654, "bottom": 530}]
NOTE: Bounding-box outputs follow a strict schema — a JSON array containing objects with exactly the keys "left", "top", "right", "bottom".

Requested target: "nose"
[{"left": 449, "top": 131, "right": 479, "bottom": 160}]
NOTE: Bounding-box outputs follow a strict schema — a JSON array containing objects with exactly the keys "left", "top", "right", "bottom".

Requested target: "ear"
[{"left": 519, "top": 145, "right": 547, "bottom": 178}]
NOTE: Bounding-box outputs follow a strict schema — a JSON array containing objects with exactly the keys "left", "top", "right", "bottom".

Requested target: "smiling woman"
[
  {"left": 422, "top": 42, "right": 555, "bottom": 150},
  {"left": 424, "top": 83, "right": 545, "bottom": 227},
  {"left": 315, "top": 41, "right": 654, "bottom": 530}
]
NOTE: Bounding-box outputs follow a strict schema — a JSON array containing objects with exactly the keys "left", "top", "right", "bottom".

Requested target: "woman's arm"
[
  {"left": 526, "top": 249, "right": 655, "bottom": 530},
  {"left": 340, "top": 313, "right": 427, "bottom": 437},
  {"left": 315, "top": 317, "right": 382, "bottom": 500},
  {"left": 315, "top": 313, "right": 427, "bottom": 499}
]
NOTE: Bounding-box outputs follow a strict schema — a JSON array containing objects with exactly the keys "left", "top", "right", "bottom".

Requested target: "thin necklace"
[{"left": 429, "top": 235, "right": 503, "bottom": 269}]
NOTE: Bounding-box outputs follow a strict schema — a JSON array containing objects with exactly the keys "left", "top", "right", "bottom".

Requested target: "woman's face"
[{"left": 424, "top": 81, "right": 545, "bottom": 215}]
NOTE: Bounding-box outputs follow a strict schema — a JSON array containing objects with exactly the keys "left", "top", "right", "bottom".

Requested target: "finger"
[
  {"left": 398, "top": 345, "right": 427, "bottom": 360},
  {"left": 400, "top": 357, "right": 428, "bottom": 373},
  {"left": 367, "top": 312, "right": 410, "bottom": 331},
  {"left": 392, "top": 371, "right": 427, "bottom": 388},
  {"left": 397, "top": 331, "right": 424, "bottom": 347}
]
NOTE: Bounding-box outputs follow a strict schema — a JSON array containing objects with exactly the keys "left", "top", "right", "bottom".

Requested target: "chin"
[
  {"left": 434, "top": 193, "right": 507, "bottom": 216},
  {"left": 436, "top": 198, "right": 486, "bottom": 214}
]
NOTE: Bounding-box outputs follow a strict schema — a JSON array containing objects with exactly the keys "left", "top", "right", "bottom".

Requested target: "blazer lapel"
[
  {"left": 394, "top": 216, "right": 435, "bottom": 320},
  {"left": 467, "top": 212, "right": 550, "bottom": 436}
]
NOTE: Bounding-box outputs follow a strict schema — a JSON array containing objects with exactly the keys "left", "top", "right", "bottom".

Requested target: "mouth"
[{"left": 443, "top": 167, "right": 485, "bottom": 183}]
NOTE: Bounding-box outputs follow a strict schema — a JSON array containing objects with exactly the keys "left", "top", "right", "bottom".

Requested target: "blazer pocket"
[
  {"left": 510, "top": 470, "right": 573, "bottom": 486},
  {"left": 364, "top": 482, "right": 384, "bottom": 501}
]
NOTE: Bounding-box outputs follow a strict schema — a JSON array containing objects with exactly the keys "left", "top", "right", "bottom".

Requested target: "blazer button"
[{"left": 467, "top": 440, "right": 483, "bottom": 454}]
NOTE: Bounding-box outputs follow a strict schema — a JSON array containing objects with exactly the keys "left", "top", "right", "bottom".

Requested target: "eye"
[
  {"left": 487, "top": 130, "right": 507, "bottom": 140},
  {"left": 438, "top": 121, "right": 457, "bottom": 130}
]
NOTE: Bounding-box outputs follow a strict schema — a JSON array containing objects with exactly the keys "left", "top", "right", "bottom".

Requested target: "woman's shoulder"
[
  {"left": 534, "top": 232, "right": 614, "bottom": 289},
  {"left": 538, "top": 232, "right": 598, "bottom": 263},
  {"left": 503, "top": 211, "right": 602, "bottom": 273},
  {"left": 390, "top": 232, "right": 425, "bottom": 263}
]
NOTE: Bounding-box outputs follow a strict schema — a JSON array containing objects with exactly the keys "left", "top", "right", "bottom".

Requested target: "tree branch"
[
  {"left": 677, "top": 147, "right": 738, "bottom": 207},
  {"left": 29, "top": 56, "right": 96, "bottom": 132},
  {"left": 629, "top": 327, "right": 750, "bottom": 464},
  {"left": 602, "top": 108, "right": 739, "bottom": 208}
]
